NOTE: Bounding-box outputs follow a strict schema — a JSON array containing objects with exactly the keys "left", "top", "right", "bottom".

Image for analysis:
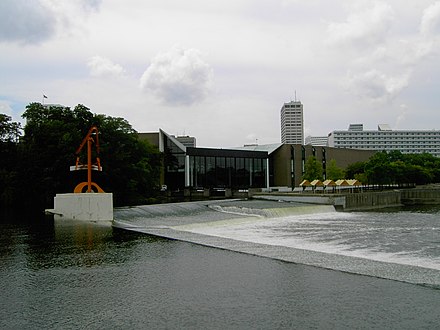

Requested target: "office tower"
[{"left": 281, "top": 101, "right": 304, "bottom": 144}]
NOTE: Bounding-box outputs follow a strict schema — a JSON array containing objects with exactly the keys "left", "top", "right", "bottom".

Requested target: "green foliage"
[
  {"left": 354, "top": 172, "right": 368, "bottom": 185},
  {"left": 94, "top": 114, "right": 161, "bottom": 205},
  {"left": 0, "top": 113, "right": 21, "bottom": 142},
  {"left": 345, "top": 161, "right": 366, "bottom": 179},
  {"left": 353, "top": 151, "right": 440, "bottom": 186},
  {"left": 302, "top": 156, "right": 323, "bottom": 181},
  {"left": 326, "top": 159, "right": 345, "bottom": 181},
  {"left": 0, "top": 114, "right": 22, "bottom": 205},
  {"left": 0, "top": 103, "right": 161, "bottom": 209}
]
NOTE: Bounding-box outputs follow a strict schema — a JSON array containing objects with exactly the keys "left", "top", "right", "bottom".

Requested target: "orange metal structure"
[{"left": 72, "top": 126, "right": 104, "bottom": 193}]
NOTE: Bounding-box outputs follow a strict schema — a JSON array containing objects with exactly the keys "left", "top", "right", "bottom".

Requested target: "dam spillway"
[{"left": 113, "top": 200, "right": 440, "bottom": 287}]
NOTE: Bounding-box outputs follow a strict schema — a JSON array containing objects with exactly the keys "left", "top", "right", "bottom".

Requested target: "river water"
[{"left": 1, "top": 204, "right": 440, "bottom": 329}]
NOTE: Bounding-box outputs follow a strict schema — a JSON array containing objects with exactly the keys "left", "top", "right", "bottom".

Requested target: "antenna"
[{"left": 295, "top": 90, "right": 297, "bottom": 102}]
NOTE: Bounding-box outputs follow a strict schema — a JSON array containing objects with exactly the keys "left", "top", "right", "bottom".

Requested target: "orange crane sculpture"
[{"left": 71, "top": 126, "right": 105, "bottom": 193}]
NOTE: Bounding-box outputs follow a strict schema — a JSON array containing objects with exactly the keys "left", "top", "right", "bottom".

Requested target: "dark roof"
[{"left": 186, "top": 147, "right": 268, "bottom": 158}]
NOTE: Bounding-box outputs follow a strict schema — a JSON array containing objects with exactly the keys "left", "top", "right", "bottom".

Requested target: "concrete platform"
[{"left": 47, "top": 193, "right": 113, "bottom": 221}]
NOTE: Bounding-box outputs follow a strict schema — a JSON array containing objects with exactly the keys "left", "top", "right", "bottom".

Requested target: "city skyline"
[{"left": 1, "top": 1, "right": 440, "bottom": 148}]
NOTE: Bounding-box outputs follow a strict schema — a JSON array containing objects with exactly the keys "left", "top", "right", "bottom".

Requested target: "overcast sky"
[{"left": 1, "top": 0, "right": 440, "bottom": 147}]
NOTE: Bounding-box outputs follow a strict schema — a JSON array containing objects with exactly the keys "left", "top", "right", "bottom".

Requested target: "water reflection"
[{"left": 0, "top": 212, "right": 168, "bottom": 272}]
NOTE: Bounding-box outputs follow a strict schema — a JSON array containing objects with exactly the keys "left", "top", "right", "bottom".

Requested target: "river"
[{"left": 1, "top": 203, "right": 439, "bottom": 329}]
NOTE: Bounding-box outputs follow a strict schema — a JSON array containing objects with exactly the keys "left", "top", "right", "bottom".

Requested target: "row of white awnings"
[{"left": 299, "top": 179, "right": 362, "bottom": 187}]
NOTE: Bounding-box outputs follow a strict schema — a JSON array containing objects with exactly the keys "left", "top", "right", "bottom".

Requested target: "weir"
[{"left": 113, "top": 200, "right": 440, "bottom": 287}]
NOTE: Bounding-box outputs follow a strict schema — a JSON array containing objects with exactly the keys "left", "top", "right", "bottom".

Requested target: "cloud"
[
  {"left": 0, "top": 0, "right": 102, "bottom": 45},
  {"left": 87, "top": 56, "right": 125, "bottom": 77},
  {"left": 327, "top": 2, "right": 440, "bottom": 104},
  {"left": 345, "top": 69, "right": 410, "bottom": 102},
  {"left": 420, "top": 1, "right": 440, "bottom": 36},
  {"left": 326, "top": 2, "right": 394, "bottom": 48},
  {"left": 395, "top": 104, "right": 408, "bottom": 129},
  {"left": 0, "top": 0, "right": 56, "bottom": 44},
  {"left": 0, "top": 100, "right": 13, "bottom": 116},
  {"left": 139, "top": 47, "right": 213, "bottom": 106}
]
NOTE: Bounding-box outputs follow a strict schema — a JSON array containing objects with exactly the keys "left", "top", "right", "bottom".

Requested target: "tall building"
[
  {"left": 327, "top": 124, "right": 440, "bottom": 157},
  {"left": 281, "top": 101, "right": 304, "bottom": 144}
]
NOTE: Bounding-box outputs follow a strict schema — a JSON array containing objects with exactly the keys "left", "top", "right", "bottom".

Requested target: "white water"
[
  {"left": 114, "top": 201, "right": 440, "bottom": 285},
  {"left": 174, "top": 208, "right": 440, "bottom": 272}
]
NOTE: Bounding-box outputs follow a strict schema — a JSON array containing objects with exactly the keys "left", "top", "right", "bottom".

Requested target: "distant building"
[
  {"left": 305, "top": 136, "right": 328, "bottom": 146},
  {"left": 328, "top": 124, "right": 440, "bottom": 157},
  {"left": 174, "top": 135, "right": 196, "bottom": 148},
  {"left": 281, "top": 101, "right": 304, "bottom": 144}
]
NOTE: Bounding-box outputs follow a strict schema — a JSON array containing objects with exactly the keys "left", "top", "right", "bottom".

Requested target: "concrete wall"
[
  {"left": 272, "top": 144, "right": 292, "bottom": 187},
  {"left": 52, "top": 193, "right": 113, "bottom": 221},
  {"left": 343, "top": 191, "right": 401, "bottom": 211},
  {"left": 255, "top": 188, "right": 439, "bottom": 211},
  {"left": 138, "top": 132, "right": 160, "bottom": 147},
  {"left": 401, "top": 188, "right": 440, "bottom": 205},
  {"left": 325, "top": 147, "right": 376, "bottom": 169}
]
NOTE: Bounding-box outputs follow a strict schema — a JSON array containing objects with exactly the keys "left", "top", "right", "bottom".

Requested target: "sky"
[{"left": 1, "top": 0, "right": 440, "bottom": 148}]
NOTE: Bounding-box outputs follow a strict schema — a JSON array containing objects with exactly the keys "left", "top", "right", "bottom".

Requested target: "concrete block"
[{"left": 52, "top": 193, "right": 113, "bottom": 221}]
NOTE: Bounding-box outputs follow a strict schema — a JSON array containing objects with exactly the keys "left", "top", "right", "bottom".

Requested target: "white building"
[
  {"left": 174, "top": 135, "right": 196, "bottom": 148},
  {"left": 305, "top": 135, "right": 328, "bottom": 146},
  {"left": 327, "top": 124, "right": 440, "bottom": 157},
  {"left": 281, "top": 101, "right": 303, "bottom": 144}
]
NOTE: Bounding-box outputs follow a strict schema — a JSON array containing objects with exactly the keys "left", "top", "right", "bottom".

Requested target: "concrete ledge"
[
  {"left": 255, "top": 188, "right": 440, "bottom": 210},
  {"left": 50, "top": 193, "right": 113, "bottom": 221}
]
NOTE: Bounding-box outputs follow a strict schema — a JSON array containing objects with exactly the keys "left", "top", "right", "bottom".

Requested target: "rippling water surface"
[
  {"left": 1, "top": 206, "right": 440, "bottom": 329},
  {"left": 182, "top": 205, "right": 440, "bottom": 271}
]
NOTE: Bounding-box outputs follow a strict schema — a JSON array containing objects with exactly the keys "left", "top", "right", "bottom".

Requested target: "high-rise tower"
[{"left": 280, "top": 101, "right": 304, "bottom": 144}]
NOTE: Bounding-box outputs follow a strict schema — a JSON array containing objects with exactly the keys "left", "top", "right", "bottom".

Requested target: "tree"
[
  {"left": 17, "top": 103, "right": 161, "bottom": 209},
  {"left": 0, "top": 114, "right": 21, "bottom": 205},
  {"left": 20, "top": 103, "right": 90, "bottom": 207},
  {"left": 302, "top": 156, "right": 323, "bottom": 181},
  {"left": 0, "top": 114, "right": 21, "bottom": 142},
  {"left": 364, "top": 151, "right": 395, "bottom": 185},
  {"left": 345, "top": 150, "right": 440, "bottom": 186},
  {"left": 326, "top": 159, "right": 345, "bottom": 181},
  {"left": 93, "top": 114, "right": 161, "bottom": 205},
  {"left": 345, "top": 161, "right": 366, "bottom": 179}
]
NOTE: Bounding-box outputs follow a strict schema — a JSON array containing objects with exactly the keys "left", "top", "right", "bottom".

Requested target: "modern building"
[
  {"left": 140, "top": 129, "right": 375, "bottom": 191},
  {"left": 305, "top": 136, "right": 328, "bottom": 146},
  {"left": 328, "top": 124, "right": 440, "bottom": 157},
  {"left": 281, "top": 101, "right": 304, "bottom": 144},
  {"left": 237, "top": 144, "right": 375, "bottom": 188},
  {"left": 174, "top": 135, "right": 196, "bottom": 148},
  {"left": 140, "top": 130, "right": 270, "bottom": 191}
]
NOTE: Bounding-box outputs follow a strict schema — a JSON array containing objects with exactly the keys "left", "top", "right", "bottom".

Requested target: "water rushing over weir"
[{"left": 113, "top": 200, "right": 440, "bottom": 287}]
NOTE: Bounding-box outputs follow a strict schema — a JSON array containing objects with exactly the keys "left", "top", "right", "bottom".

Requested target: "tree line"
[
  {"left": 303, "top": 151, "right": 440, "bottom": 186},
  {"left": 0, "top": 103, "right": 161, "bottom": 211}
]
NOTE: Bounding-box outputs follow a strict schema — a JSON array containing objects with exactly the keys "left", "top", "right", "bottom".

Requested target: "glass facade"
[
  {"left": 188, "top": 153, "right": 267, "bottom": 189},
  {"left": 162, "top": 133, "right": 268, "bottom": 190},
  {"left": 163, "top": 135, "right": 186, "bottom": 190}
]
